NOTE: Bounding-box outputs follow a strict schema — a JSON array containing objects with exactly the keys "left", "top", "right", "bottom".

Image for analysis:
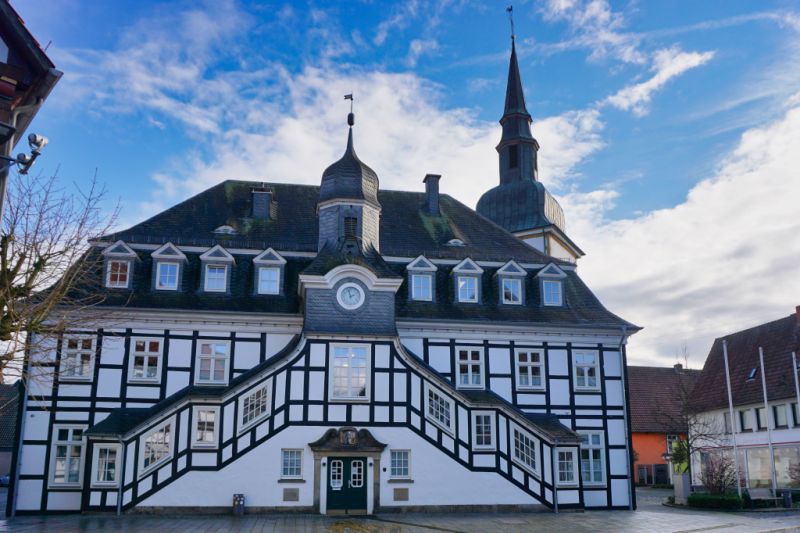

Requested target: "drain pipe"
[
  {"left": 618, "top": 326, "right": 634, "bottom": 510},
  {"left": 551, "top": 444, "right": 559, "bottom": 513},
  {"left": 117, "top": 437, "right": 126, "bottom": 516}
]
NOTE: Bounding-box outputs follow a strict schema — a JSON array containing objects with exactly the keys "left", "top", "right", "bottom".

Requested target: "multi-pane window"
[
  {"left": 61, "top": 338, "right": 94, "bottom": 381},
  {"left": 344, "top": 217, "right": 357, "bottom": 239},
  {"left": 517, "top": 350, "right": 543, "bottom": 389},
  {"left": 51, "top": 426, "right": 84, "bottom": 485},
  {"left": 411, "top": 273, "right": 433, "bottom": 301},
  {"left": 331, "top": 345, "right": 369, "bottom": 400},
  {"left": 93, "top": 444, "right": 120, "bottom": 486},
  {"left": 739, "top": 409, "right": 753, "bottom": 431},
  {"left": 580, "top": 431, "right": 605, "bottom": 485},
  {"left": 196, "top": 342, "right": 228, "bottom": 385},
  {"left": 241, "top": 385, "right": 270, "bottom": 428},
  {"left": 258, "top": 267, "right": 280, "bottom": 294},
  {"left": 501, "top": 278, "right": 522, "bottom": 305},
  {"left": 756, "top": 407, "right": 767, "bottom": 430},
  {"left": 330, "top": 459, "right": 343, "bottom": 488},
  {"left": 156, "top": 262, "right": 179, "bottom": 290},
  {"left": 574, "top": 351, "right": 599, "bottom": 389},
  {"left": 281, "top": 449, "right": 303, "bottom": 478},
  {"left": 457, "top": 275, "right": 478, "bottom": 303},
  {"left": 106, "top": 260, "right": 130, "bottom": 288},
  {"left": 557, "top": 449, "right": 578, "bottom": 485},
  {"left": 130, "top": 339, "right": 161, "bottom": 381},
  {"left": 456, "top": 348, "right": 483, "bottom": 388},
  {"left": 426, "top": 387, "right": 453, "bottom": 432},
  {"left": 666, "top": 434, "right": 679, "bottom": 453},
  {"left": 774, "top": 405, "right": 788, "bottom": 428},
  {"left": 513, "top": 428, "right": 538, "bottom": 475},
  {"left": 204, "top": 264, "right": 227, "bottom": 292},
  {"left": 142, "top": 422, "right": 172, "bottom": 471},
  {"left": 390, "top": 450, "right": 410, "bottom": 478},
  {"left": 542, "top": 279, "right": 563, "bottom": 306},
  {"left": 472, "top": 412, "right": 495, "bottom": 449},
  {"left": 193, "top": 407, "right": 218, "bottom": 447}
]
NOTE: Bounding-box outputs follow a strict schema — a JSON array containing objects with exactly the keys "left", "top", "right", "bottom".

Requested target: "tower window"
[
  {"left": 509, "top": 145, "right": 519, "bottom": 169},
  {"left": 344, "top": 217, "right": 357, "bottom": 239}
]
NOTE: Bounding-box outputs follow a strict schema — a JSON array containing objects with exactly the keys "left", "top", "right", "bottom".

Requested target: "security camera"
[
  {"left": 15, "top": 153, "right": 31, "bottom": 165},
  {"left": 28, "top": 133, "right": 48, "bottom": 152}
]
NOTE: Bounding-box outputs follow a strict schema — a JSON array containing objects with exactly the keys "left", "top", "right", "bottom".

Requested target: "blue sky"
[{"left": 12, "top": 0, "right": 800, "bottom": 366}]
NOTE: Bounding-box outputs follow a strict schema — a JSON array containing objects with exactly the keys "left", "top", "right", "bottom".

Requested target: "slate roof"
[
  {"left": 689, "top": 310, "right": 800, "bottom": 413},
  {"left": 0, "top": 383, "right": 19, "bottom": 450},
  {"left": 628, "top": 366, "right": 700, "bottom": 433},
  {"left": 319, "top": 128, "right": 380, "bottom": 208}
]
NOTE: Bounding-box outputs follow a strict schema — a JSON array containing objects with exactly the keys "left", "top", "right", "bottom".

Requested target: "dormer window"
[
  {"left": 157, "top": 262, "right": 179, "bottom": 290},
  {"left": 253, "top": 248, "right": 286, "bottom": 295},
  {"left": 406, "top": 255, "right": 437, "bottom": 302},
  {"left": 204, "top": 264, "right": 228, "bottom": 292},
  {"left": 498, "top": 260, "right": 526, "bottom": 305},
  {"left": 101, "top": 240, "right": 137, "bottom": 289},
  {"left": 537, "top": 263, "right": 567, "bottom": 307},
  {"left": 152, "top": 243, "right": 187, "bottom": 292},
  {"left": 199, "top": 245, "right": 235, "bottom": 294},
  {"left": 457, "top": 276, "right": 478, "bottom": 303},
  {"left": 453, "top": 258, "right": 483, "bottom": 304}
]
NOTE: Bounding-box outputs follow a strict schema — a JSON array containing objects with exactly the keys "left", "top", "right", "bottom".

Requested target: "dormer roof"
[
  {"left": 199, "top": 244, "right": 235, "bottom": 263},
  {"left": 253, "top": 248, "right": 286, "bottom": 265},
  {"left": 152, "top": 242, "right": 187, "bottom": 261},
  {"left": 406, "top": 255, "right": 437, "bottom": 272},
  {"left": 453, "top": 257, "right": 484, "bottom": 274},
  {"left": 101, "top": 240, "right": 137, "bottom": 258}
]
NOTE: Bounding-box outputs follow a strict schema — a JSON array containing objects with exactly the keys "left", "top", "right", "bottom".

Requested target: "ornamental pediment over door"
[{"left": 308, "top": 427, "right": 387, "bottom": 453}]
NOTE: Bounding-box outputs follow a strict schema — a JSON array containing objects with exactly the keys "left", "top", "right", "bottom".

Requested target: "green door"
[{"left": 327, "top": 456, "right": 367, "bottom": 513}]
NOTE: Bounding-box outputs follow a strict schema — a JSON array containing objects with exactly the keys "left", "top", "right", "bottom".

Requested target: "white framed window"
[
  {"left": 281, "top": 449, "right": 303, "bottom": 479},
  {"left": 472, "top": 412, "right": 495, "bottom": 450},
  {"left": 196, "top": 341, "right": 229, "bottom": 385},
  {"left": 330, "top": 344, "right": 370, "bottom": 401},
  {"left": 501, "top": 277, "right": 522, "bottom": 305},
  {"left": 756, "top": 407, "right": 768, "bottom": 430},
  {"left": 425, "top": 384, "right": 454, "bottom": 434},
  {"left": 258, "top": 266, "right": 280, "bottom": 295},
  {"left": 390, "top": 449, "right": 410, "bottom": 479},
  {"left": 411, "top": 273, "right": 433, "bottom": 301},
  {"left": 91, "top": 443, "right": 121, "bottom": 487},
  {"left": 106, "top": 260, "right": 131, "bottom": 288},
  {"left": 542, "top": 279, "right": 563, "bottom": 306},
  {"left": 666, "top": 434, "right": 679, "bottom": 453},
  {"left": 516, "top": 350, "right": 544, "bottom": 390},
  {"left": 739, "top": 409, "right": 753, "bottom": 431},
  {"left": 579, "top": 431, "right": 606, "bottom": 485},
  {"left": 156, "top": 261, "right": 179, "bottom": 290},
  {"left": 240, "top": 384, "right": 270, "bottom": 430},
  {"left": 330, "top": 459, "right": 343, "bottom": 488},
  {"left": 574, "top": 351, "right": 599, "bottom": 390},
  {"left": 50, "top": 425, "right": 85, "bottom": 486},
  {"left": 456, "top": 347, "right": 484, "bottom": 389},
  {"left": 204, "top": 264, "right": 228, "bottom": 292},
  {"left": 774, "top": 404, "right": 788, "bottom": 428},
  {"left": 457, "top": 275, "right": 479, "bottom": 303},
  {"left": 557, "top": 448, "right": 578, "bottom": 486},
  {"left": 129, "top": 338, "right": 162, "bottom": 382},
  {"left": 192, "top": 406, "right": 219, "bottom": 448},
  {"left": 60, "top": 337, "right": 94, "bottom": 381},
  {"left": 512, "top": 425, "right": 539, "bottom": 476},
  {"left": 140, "top": 420, "right": 173, "bottom": 475}
]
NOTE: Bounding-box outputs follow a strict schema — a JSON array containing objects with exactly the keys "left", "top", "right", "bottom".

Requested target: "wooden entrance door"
[{"left": 327, "top": 456, "right": 367, "bottom": 514}]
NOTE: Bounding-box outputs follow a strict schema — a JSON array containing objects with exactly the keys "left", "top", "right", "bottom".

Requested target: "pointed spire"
[{"left": 503, "top": 39, "right": 530, "bottom": 118}]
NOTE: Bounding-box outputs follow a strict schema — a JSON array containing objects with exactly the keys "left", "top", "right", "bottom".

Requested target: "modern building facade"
[{"left": 8, "top": 39, "right": 639, "bottom": 515}]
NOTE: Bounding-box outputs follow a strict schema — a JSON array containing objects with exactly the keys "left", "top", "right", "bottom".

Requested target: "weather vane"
[
  {"left": 507, "top": 5, "right": 515, "bottom": 41},
  {"left": 344, "top": 93, "right": 354, "bottom": 126}
]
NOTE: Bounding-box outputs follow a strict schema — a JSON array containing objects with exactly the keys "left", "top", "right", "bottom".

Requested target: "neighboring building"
[
  {"left": 8, "top": 38, "right": 639, "bottom": 515},
  {"left": 689, "top": 307, "right": 800, "bottom": 491},
  {"left": 0, "top": 382, "right": 19, "bottom": 475},
  {"left": 628, "top": 365, "right": 699, "bottom": 486}
]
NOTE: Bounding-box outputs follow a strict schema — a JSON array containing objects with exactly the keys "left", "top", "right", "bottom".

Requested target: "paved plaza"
[{"left": 0, "top": 489, "right": 798, "bottom": 532}]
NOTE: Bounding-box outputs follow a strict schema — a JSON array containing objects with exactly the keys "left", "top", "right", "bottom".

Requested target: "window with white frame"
[
  {"left": 574, "top": 351, "right": 599, "bottom": 390},
  {"left": 579, "top": 431, "right": 605, "bottom": 485},
  {"left": 517, "top": 350, "right": 544, "bottom": 389},
  {"left": 106, "top": 260, "right": 130, "bottom": 288},
  {"left": 739, "top": 409, "right": 753, "bottom": 431},
  {"left": 457, "top": 275, "right": 478, "bottom": 303},
  {"left": 456, "top": 347, "right": 484, "bottom": 388},
  {"left": 774, "top": 405, "right": 788, "bottom": 428},
  {"left": 60, "top": 338, "right": 94, "bottom": 381},
  {"left": 390, "top": 449, "right": 410, "bottom": 478},
  {"left": 156, "top": 261, "right": 179, "bottom": 290},
  {"left": 557, "top": 448, "right": 578, "bottom": 486},
  {"left": 196, "top": 342, "right": 229, "bottom": 385},
  {"left": 330, "top": 345, "right": 369, "bottom": 400},
  {"left": 129, "top": 339, "right": 161, "bottom": 382},
  {"left": 281, "top": 449, "right": 303, "bottom": 478},
  {"left": 666, "top": 434, "right": 679, "bottom": 453},
  {"left": 512, "top": 427, "right": 538, "bottom": 475},
  {"left": 192, "top": 406, "right": 218, "bottom": 448},
  {"left": 426, "top": 386, "right": 454, "bottom": 433},
  {"left": 472, "top": 412, "right": 495, "bottom": 450},
  {"left": 258, "top": 266, "right": 280, "bottom": 295},
  {"left": 501, "top": 277, "right": 522, "bottom": 305},
  {"left": 542, "top": 279, "right": 563, "bottom": 306},
  {"left": 91, "top": 444, "right": 120, "bottom": 487},
  {"left": 50, "top": 426, "right": 85, "bottom": 486},
  {"left": 411, "top": 273, "right": 433, "bottom": 301},
  {"left": 240, "top": 384, "right": 270, "bottom": 429},
  {"left": 204, "top": 264, "right": 228, "bottom": 292},
  {"left": 141, "top": 421, "right": 172, "bottom": 473}
]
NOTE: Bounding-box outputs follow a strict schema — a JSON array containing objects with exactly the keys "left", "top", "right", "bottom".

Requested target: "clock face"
[{"left": 337, "top": 283, "right": 364, "bottom": 310}]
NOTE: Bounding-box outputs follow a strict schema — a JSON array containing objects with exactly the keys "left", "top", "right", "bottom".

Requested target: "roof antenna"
[
  {"left": 506, "top": 5, "right": 515, "bottom": 41},
  {"left": 344, "top": 93, "right": 354, "bottom": 126}
]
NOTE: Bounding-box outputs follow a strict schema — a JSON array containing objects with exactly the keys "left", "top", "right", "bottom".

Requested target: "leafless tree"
[
  {"left": 0, "top": 169, "right": 118, "bottom": 386},
  {"left": 699, "top": 452, "right": 738, "bottom": 494}
]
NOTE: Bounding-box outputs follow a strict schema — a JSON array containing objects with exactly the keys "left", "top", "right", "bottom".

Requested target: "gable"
[
  {"left": 536, "top": 263, "right": 567, "bottom": 278},
  {"left": 497, "top": 260, "right": 526, "bottom": 276},
  {"left": 199, "top": 245, "right": 235, "bottom": 263},
  {"left": 101, "top": 240, "right": 136, "bottom": 258},
  {"left": 453, "top": 257, "right": 484, "bottom": 274},
  {"left": 407, "top": 255, "right": 437, "bottom": 272},
  {"left": 152, "top": 242, "right": 187, "bottom": 261},
  {"left": 253, "top": 248, "right": 286, "bottom": 265}
]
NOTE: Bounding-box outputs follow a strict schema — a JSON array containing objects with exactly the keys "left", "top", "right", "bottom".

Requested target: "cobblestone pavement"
[{"left": 1, "top": 489, "right": 798, "bottom": 532}]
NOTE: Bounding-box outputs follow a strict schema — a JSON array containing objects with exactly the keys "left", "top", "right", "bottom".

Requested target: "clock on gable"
[{"left": 336, "top": 282, "right": 365, "bottom": 310}]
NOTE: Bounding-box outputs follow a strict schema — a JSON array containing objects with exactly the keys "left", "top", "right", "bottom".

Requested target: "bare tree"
[
  {"left": 0, "top": 169, "right": 117, "bottom": 385},
  {"left": 699, "top": 453, "right": 738, "bottom": 495}
]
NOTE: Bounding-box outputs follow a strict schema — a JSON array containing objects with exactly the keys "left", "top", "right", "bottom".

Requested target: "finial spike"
[
  {"left": 344, "top": 93, "right": 355, "bottom": 126},
  {"left": 506, "top": 5, "right": 515, "bottom": 41}
]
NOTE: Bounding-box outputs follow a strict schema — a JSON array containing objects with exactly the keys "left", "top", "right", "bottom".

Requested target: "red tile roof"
[{"left": 628, "top": 365, "right": 700, "bottom": 432}]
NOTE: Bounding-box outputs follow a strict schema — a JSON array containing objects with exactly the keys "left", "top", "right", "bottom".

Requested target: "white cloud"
[
  {"left": 405, "top": 39, "right": 439, "bottom": 67},
  {"left": 602, "top": 47, "right": 715, "bottom": 116}
]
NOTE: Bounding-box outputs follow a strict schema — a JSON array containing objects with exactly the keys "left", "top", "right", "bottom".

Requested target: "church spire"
[{"left": 503, "top": 39, "right": 530, "bottom": 119}]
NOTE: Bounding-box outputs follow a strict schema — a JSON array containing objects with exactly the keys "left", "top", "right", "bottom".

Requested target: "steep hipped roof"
[
  {"left": 628, "top": 365, "right": 700, "bottom": 433},
  {"left": 689, "top": 310, "right": 800, "bottom": 413},
  {"left": 502, "top": 39, "right": 531, "bottom": 121}
]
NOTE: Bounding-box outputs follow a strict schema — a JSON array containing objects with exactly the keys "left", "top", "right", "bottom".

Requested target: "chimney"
[
  {"left": 423, "top": 174, "right": 441, "bottom": 216},
  {"left": 673, "top": 363, "right": 683, "bottom": 372},
  {"left": 252, "top": 188, "right": 274, "bottom": 220}
]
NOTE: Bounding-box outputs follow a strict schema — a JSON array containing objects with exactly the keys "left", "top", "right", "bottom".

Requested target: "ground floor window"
[
  {"left": 91, "top": 444, "right": 120, "bottom": 487},
  {"left": 281, "top": 449, "right": 303, "bottom": 479},
  {"left": 512, "top": 426, "right": 538, "bottom": 476},
  {"left": 141, "top": 420, "right": 173, "bottom": 474},
  {"left": 390, "top": 449, "right": 410, "bottom": 479},
  {"left": 579, "top": 431, "right": 606, "bottom": 485},
  {"left": 557, "top": 448, "right": 578, "bottom": 486},
  {"left": 51, "top": 425, "right": 85, "bottom": 486}
]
